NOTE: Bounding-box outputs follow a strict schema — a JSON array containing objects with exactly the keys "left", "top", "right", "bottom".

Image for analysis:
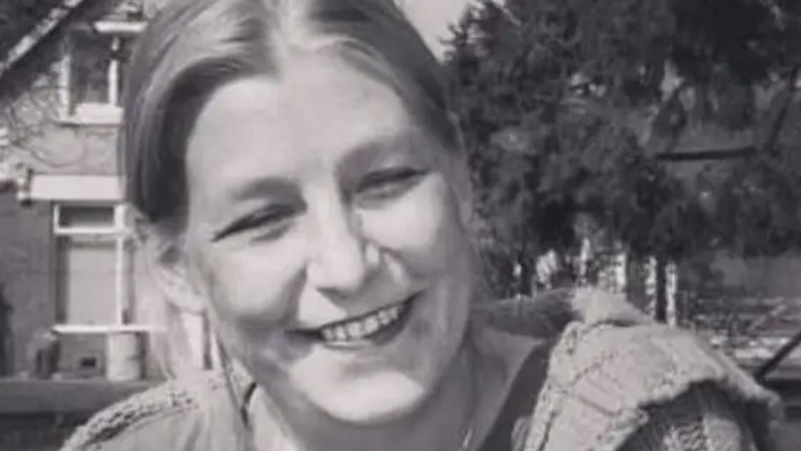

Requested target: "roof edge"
[{"left": 0, "top": 0, "right": 90, "bottom": 82}]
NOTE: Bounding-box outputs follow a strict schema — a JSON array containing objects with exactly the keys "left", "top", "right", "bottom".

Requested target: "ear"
[{"left": 137, "top": 218, "right": 207, "bottom": 315}]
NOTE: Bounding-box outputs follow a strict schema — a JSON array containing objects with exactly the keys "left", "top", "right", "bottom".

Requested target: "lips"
[
  {"left": 295, "top": 295, "right": 417, "bottom": 344},
  {"left": 320, "top": 303, "right": 404, "bottom": 342}
]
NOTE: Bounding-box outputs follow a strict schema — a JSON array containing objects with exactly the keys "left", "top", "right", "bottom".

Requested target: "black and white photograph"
[{"left": 0, "top": 0, "right": 799, "bottom": 450}]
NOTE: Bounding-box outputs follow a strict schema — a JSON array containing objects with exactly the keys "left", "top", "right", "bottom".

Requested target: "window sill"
[{"left": 56, "top": 105, "right": 122, "bottom": 127}]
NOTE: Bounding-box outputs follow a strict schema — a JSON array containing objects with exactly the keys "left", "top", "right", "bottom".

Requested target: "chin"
[
  {"left": 322, "top": 312, "right": 468, "bottom": 424},
  {"left": 312, "top": 372, "right": 432, "bottom": 425}
]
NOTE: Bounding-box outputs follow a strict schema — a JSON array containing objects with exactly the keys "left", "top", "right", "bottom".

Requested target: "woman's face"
[{"left": 179, "top": 52, "right": 475, "bottom": 424}]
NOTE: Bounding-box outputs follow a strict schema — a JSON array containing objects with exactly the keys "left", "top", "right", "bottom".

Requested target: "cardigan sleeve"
[{"left": 620, "top": 384, "right": 758, "bottom": 451}]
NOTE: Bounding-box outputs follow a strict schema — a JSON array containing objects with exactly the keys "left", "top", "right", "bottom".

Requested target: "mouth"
[{"left": 294, "top": 294, "right": 418, "bottom": 345}]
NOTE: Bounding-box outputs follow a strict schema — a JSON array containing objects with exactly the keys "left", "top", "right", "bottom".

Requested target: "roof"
[
  {"left": 0, "top": 0, "right": 92, "bottom": 82},
  {"left": 0, "top": 0, "right": 61, "bottom": 57}
]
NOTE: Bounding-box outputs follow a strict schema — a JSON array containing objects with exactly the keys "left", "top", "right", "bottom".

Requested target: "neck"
[{"left": 250, "top": 323, "right": 537, "bottom": 451}]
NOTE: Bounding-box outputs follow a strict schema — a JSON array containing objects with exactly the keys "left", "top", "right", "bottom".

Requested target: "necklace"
[
  {"left": 237, "top": 337, "right": 482, "bottom": 451},
  {"left": 458, "top": 338, "right": 480, "bottom": 451},
  {"left": 459, "top": 424, "right": 475, "bottom": 451}
]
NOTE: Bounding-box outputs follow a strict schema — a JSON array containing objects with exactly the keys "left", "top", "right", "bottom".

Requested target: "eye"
[
  {"left": 212, "top": 204, "right": 296, "bottom": 241},
  {"left": 355, "top": 167, "right": 426, "bottom": 204}
]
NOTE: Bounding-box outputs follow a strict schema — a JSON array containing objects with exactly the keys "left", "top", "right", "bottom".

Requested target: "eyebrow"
[
  {"left": 337, "top": 126, "right": 429, "bottom": 173},
  {"left": 220, "top": 145, "right": 378, "bottom": 205},
  {"left": 224, "top": 176, "right": 298, "bottom": 204},
  {"left": 203, "top": 177, "right": 298, "bottom": 240},
  {"left": 208, "top": 126, "right": 429, "bottom": 230}
]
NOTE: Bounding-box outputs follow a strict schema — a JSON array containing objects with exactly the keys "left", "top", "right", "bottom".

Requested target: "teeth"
[
  {"left": 347, "top": 322, "right": 363, "bottom": 337},
  {"left": 365, "top": 316, "right": 380, "bottom": 334},
  {"left": 318, "top": 302, "right": 407, "bottom": 343},
  {"left": 321, "top": 328, "right": 336, "bottom": 342}
]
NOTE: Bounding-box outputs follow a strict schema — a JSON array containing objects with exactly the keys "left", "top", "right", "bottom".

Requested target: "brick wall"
[{"left": 0, "top": 192, "right": 55, "bottom": 376}]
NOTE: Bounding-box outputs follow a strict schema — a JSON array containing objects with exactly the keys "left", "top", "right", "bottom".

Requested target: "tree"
[{"left": 444, "top": 0, "right": 801, "bottom": 310}]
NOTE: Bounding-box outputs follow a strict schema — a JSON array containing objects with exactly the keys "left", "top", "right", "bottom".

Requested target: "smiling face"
[{"left": 177, "top": 51, "right": 475, "bottom": 424}]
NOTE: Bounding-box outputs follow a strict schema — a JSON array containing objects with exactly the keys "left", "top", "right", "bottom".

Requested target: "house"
[
  {"left": 4, "top": 0, "right": 798, "bottom": 380},
  {"left": 0, "top": 0, "right": 170, "bottom": 381}
]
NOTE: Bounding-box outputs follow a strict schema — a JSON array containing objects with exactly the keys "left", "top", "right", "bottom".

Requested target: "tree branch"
[
  {"left": 653, "top": 79, "right": 689, "bottom": 155},
  {"left": 762, "top": 65, "right": 800, "bottom": 153}
]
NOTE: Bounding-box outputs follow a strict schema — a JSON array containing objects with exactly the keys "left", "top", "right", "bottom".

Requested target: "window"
[
  {"left": 54, "top": 204, "right": 134, "bottom": 325},
  {"left": 52, "top": 203, "right": 153, "bottom": 378},
  {"left": 49, "top": 200, "right": 211, "bottom": 378},
  {"left": 58, "top": 21, "right": 144, "bottom": 125}
]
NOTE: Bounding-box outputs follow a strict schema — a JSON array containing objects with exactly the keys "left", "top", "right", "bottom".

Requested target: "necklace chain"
[
  {"left": 237, "top": 342, "right": 481, "bottom": 451},
  {"left": 459, "top": 424, "right": 475, "bottom": 451},
  {"left": 458, "top": 339, "right": 480, "bottom": 451}
]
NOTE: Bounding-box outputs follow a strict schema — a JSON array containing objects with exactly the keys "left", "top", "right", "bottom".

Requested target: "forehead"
[{"left": 185, "top": 52, "right": 430, "bottom": 183}]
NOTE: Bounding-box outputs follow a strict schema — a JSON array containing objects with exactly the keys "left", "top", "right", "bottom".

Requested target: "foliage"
[{"left": 444, "top": 0, "right": 801, "bottom": 296}]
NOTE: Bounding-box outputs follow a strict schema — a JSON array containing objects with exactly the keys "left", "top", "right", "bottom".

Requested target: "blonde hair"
[
  {"left": 122, "top": 0, "right": 464, "bottom": 390},
  {"left": 121, "top": 0, "right": 456, "bottom": 224}
]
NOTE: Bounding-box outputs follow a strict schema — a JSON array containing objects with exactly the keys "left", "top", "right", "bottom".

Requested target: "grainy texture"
[
  {"left": 57, "top": 290, "right": 784, "bottom": 451},
  {"left": 518, "top": 290, "right": 782, "bottom": 451},
  {"left": 0, "top": 414, "right": 85, "bottom": 451},
  {"left": 619, "top": 385, "right": 757, "bottom": 451},
  {"left": 0, "top": 192, "right": 54, "bottom": 376}
]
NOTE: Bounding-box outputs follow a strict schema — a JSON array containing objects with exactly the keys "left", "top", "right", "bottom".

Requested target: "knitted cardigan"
[
  {"left": 61, "top": 289, "right": 784, "bottom": 451},
  {"left": 478, "top": 289, "right": 784, "bottom": 451}
]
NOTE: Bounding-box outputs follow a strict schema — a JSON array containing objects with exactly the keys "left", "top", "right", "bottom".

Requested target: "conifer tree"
[{"left": 445, "top": 0, "right": 801, "bottom": 314}]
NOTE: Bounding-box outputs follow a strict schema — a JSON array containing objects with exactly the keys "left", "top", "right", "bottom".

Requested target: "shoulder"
[
  {"left": 60, "top": 372, "right": 238, "bottom": 451},
  {"left": 621, "top": 383, "right": 763, "bottom": 451},
  {"left": 509, "top": 289, "right": 783, "bottom": 451},
  {"left": 474, "top": 288, "right": 642, "bottom": 339},
  {"left": 549, "top": 289, "right": 779, "bottom": 414}
]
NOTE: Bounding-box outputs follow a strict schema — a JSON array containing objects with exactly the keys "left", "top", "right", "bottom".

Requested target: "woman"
[{"left": 61, "top": 0, "right": 782, "bottom": 450}]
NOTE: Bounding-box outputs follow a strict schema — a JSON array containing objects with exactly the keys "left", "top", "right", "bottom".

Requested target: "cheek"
[
  {"left": 362, "top": 176, "right": 470, "bottom": 275},
  {"left": 379, "top": 176, "right": 474, "bottom": 334},
  {"left": 189, "top": 238, "right": 306, "bottom": 337}
]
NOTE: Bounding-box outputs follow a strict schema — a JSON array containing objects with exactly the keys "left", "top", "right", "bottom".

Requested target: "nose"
[{"left": 306, "top": 200, "right": 379, "bottom": 298}]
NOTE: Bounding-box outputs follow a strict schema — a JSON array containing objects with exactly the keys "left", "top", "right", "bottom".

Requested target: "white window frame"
[
  {"left": 57, "top": 20, "right": 145, "bottom": 126},
  {"left": 51, "top": 203, "right": 153, "bottom": 335}
]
